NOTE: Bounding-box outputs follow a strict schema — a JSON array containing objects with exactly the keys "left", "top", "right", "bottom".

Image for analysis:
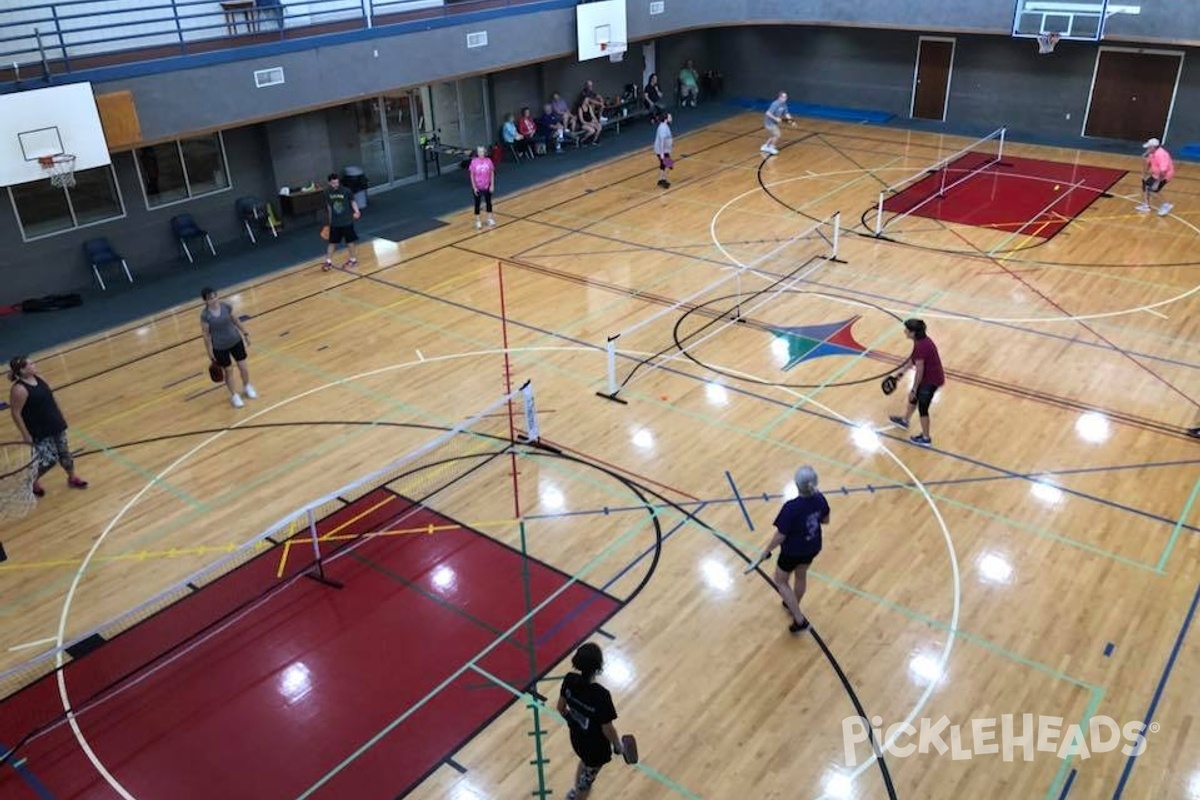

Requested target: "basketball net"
[
  {"left": 38, "top": 154, "right": 77, "bottom": 188},
  {"left": 1036, "top": 33, "right": 1061, "bottom": 55},
  {"left": 0, "top": 442, "right": 37, "bottom": 522},
  {"left": 599, "top": 41, "right": 625, "bottom": 63}
]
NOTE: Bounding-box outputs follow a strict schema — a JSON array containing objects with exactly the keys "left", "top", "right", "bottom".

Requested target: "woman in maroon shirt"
[{"left": 886, "top": 318, "right": 944, "bottom": 447}]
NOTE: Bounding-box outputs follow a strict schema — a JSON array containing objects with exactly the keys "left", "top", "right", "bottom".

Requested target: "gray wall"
[{"left": 0, "top": 125, "right": 276, "bottom": 302}]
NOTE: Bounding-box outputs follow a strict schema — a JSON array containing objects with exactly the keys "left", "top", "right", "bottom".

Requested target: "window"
[
  {"left": 9, "top": 165, "right": 125, "bottom": 241},
  {"left": 136, "top": 133, "right": 230, "bottom": 208}
]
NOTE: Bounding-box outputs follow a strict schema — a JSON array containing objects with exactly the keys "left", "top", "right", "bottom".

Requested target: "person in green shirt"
[{"left": 679, "top": 60, "right": 699, "bottom": 107}]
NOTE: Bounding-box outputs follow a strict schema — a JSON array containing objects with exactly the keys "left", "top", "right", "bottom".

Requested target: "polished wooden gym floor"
[{"left": 2, "top": 113, "right": 1199, "bottom": 800}]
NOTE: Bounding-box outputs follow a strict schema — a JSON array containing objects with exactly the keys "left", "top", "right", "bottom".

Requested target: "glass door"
[{"left": 383, "top": 92, "right": 420, "bottom": 185}]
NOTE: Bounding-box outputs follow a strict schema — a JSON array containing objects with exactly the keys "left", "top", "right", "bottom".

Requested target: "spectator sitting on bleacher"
[
  {"left": 679, "top": 60, "right": 699, "bottom": 107},
  {"left": 502, "top": 113, "right": 532, "bottom": 158},
  {"left": 551, "top": 92, "right": 576, "bottom": 131},
  {"left": 579, "top": 80, "right": 605, "bottom": 117},
  {"left": 538, "top": 104, "right": 565, "bottom": 153},
  {"left": 645, "top": 73, "right": 666, "bottom": 118},
  {"left": 517, "top": 107, "right": 541, "bottom": 155},
  {"left": 577, "top": 100, "right": 602, "bottom": 146}
]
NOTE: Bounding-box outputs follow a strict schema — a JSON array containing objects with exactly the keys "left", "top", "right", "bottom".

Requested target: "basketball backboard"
[
  {"left": 577, "top": 0, "right": 628, "bottom": 62},
  {"left": 0, "top": 82, "right": 111, "bottom": 187}
]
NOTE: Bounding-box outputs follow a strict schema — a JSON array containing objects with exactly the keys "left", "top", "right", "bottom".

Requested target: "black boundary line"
[
  {"left": 35, "top": 126, "right": 760, "bottom": 390},
  {"left": 673, "top": 289, "right": 903, "bottom": 389},
  {"left": 443, "top": 757, "right": 467, "bottom": 774}
]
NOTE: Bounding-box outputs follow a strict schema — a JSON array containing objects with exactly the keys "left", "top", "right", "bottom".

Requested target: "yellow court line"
[
  {"left": 995, "top": 217, "right": 1054, "bottom": 265},
  {"left": 0, "top": 540, "right": 270, "bottom": 572}
]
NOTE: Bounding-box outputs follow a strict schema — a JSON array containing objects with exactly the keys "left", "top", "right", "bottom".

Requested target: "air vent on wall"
[
  {"left": 467, "top": 31, "right": 488, "bottom": 49},
  {"left": 254, "top": 67, "right": 285, "bottom": 88},
  {"left": 650, "top": 1, "right": 664, "bottom": 14}
]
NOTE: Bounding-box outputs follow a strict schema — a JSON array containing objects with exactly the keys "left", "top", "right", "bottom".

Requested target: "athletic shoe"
[
  {"left": 789, "top": 619, "right": 810, "bottom": 634},
  {"left": 657, "top": 179, "right": 669, "bottom": 188},
  {"left": 1186, "top": 427, "right": 1200, "bottom": 439},
  {"left": 1134, "top": 203, "right": 1151, "bottom": 212},
  {"left": 231, "top": 393, "right": 244, "bottom": 408},
  {"left": 475, "top": 219, "right": 482, "bottom": 229},
  {"left": 765, "top": 146, "right": 779, "bottom": 156},
  {"left": 487, "top": 217, "right": 496, "bottom": 227},
  {"left": 760, "top": 144, "right": 770, "bottom": 152},
  {"left": 910, "top": 434, "right": 932, "bottom": 447},
  {"left": 322, "top": 259, "right": 334, "bottom": 271},
  {"left": 1158, "top": 202, "right": 1174, "bottom": 216},
  {"left": 68, "top": 477, "right": 88, "bottom": 489},
  {"left": 344, "top": 258, "right": 358, "bottom": 269},
  {"left": 32, "top": 481, "right": 45, "bottom": 498},
  {"left": 244, "top": 384, "right": 258, "bottom": 399},
  {"left": 888, "top": 415, "right": 909, "bottom": 429}
]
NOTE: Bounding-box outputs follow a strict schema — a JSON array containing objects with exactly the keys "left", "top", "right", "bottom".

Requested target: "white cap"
[{"left": 1143, "top": 137, "right": 1161, "bottom": 149}]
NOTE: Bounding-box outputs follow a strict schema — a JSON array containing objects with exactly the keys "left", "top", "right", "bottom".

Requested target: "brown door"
[
  {"left": 1084, "top": 50, "right": 1181, "bottom": 141},
  {"left": 912, "top": 39, "right": 954, "bottom": 121}
]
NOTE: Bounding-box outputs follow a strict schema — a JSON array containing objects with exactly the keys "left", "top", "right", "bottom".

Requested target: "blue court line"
[
  {"left": 161, "top": 371, "right": 201, "bottom": 389},
  {"left": 1103, "top": 642, "right": 1115, "bottom": 657},
  {"left": 725, "top": 471, "right": 755, "bottom": 531},
  {"left": 533, "top": 505, "right": 705, "bottom": 647},
  {"left": 1, "top": 743, "right": 57, "bottom": 800},
  {"left": 1058, "top": 768, "right": 1077, "bottom": 800},
  {"left": 1110, "top": 577, "right": 1200, "bottom": 798}
]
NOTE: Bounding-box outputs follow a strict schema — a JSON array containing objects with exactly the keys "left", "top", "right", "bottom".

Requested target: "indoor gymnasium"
[{"left": 0, "top": 1, "right": 1198, "bottom": 799}]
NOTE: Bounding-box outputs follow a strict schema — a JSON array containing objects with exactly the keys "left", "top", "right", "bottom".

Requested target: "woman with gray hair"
[
  {"left": 756, "top": 465, "right": 830, "bottom": 633},
  {"left": 467, "top": 145, "right": 496, "bottom": 229}
]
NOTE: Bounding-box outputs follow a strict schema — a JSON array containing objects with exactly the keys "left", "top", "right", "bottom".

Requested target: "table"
[
  {"left": 280, "top": 189, "right": 325, "bottom": 220},
  {"left": 220, "top": 1, "right": 257, "bottom": 35}
]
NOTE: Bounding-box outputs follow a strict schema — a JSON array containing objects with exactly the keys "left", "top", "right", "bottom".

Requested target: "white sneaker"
[
  {"left": 1134, "top": 203, "right": 1151, "bottom": 212},
  {"left": 760, "top": 144, "right": 770, "bottom": 152},
  {"left": 487, "top": 217, "right": 496, "bottom": 227},
  {"left": 244, "top": 384, "right": 257, "bottom": 399},
  {"left": 475, "top": 219, "right": 482, "bottom": 229},
  {"left": 765, "top": 146, "right": 779, "bottom": 155},
  {"left": 1158, "top": 202, "right": 1173, "bottom": 216},
  {"left": 230, "top": 393, "right": 244, "bottom": 408}
]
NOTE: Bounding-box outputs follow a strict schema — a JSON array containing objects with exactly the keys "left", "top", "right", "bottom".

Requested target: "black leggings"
[{"left": 474, "top": 190, "right": 493, "bottom": 214}]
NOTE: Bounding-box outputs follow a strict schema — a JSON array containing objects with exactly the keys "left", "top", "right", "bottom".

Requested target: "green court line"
[
  {"left": 757, "top": 289, "right": 944, "bottom": 438},
  {"left": 69, "top": 428, "right": 209, "bottom": 511},
  {"left": 468, "top": 663, "right": 707, "bottom": 800},
  {"left": 1155, "top": 474, "right": 1200, "bottom": 572},
  {"left": 326, "top": 289, "right": 1161, "bottom": 577},
  {"left": 1044, "top": 686, "right": 1105, "bottom": 800},
  {"left": 291, "top": 510, "right": 662, "bottom": 800}
]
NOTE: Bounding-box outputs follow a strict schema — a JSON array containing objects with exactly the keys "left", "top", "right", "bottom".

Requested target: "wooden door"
[
  {"left": 1084, "top": 50, "right": 1181, "bottom": 141},
  {"left": 911, "top": 38, "right": 954, "bottom": 121}
]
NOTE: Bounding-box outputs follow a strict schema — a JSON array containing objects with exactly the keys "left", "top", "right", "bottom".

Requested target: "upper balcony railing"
[{"left": 0, "top": 0, "right": 551, "bottom": 85}]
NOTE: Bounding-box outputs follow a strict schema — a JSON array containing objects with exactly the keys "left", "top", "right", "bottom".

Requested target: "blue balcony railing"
[{"left": 0, "top": 0, "right": 547, "bottom": 82}]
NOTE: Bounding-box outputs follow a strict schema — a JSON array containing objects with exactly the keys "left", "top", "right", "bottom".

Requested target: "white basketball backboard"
[
  {"left": 1, "top": 82, "right": 111, "bottom": 187},
  {"left": 577, "top": 0, "right": 628, "bottom": 62}
]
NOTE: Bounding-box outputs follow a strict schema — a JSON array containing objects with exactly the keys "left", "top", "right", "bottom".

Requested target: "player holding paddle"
[
  {"left": 760, "top": 91, "right": 792, "bottom": 156},
  {"left": 557, "top": 642, "right": 635, "bottom": 799},
  {"left": 752, "top": 466, "right": 828, "bottom": 634},
  {"left": 200, "top": 287, "right": 256, "bottom": 409},
  {"left": 885, "top": 318, "right": 944, "bottom": 446}
]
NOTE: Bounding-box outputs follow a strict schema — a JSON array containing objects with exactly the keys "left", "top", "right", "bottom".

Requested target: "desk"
[
  {"left": 280, "top": 190, "right": 325, "bottom": 220},
  {"left": 220, "top": 1, "right": 257, "bottom": 34}
]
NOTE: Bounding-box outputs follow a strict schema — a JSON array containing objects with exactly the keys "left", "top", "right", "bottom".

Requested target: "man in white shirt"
[{"left": 654, "top": 113, "right": 674, "bottom": 189}]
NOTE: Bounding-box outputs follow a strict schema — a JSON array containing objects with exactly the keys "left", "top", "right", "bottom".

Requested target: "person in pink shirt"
[
  {"left": 468, "top": 146, "right": 496, "bottom": 229},
  {"left": 1139, "top": 137, "right": 1175, "bottom": 216}
]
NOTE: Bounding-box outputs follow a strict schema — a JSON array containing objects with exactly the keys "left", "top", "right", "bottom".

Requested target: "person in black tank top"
[
  {"left": 8, "top": 356, "right": 88, "bottom": 498},
  {"left": 556, "top": 642, "right": 625, "bottom": 799}
]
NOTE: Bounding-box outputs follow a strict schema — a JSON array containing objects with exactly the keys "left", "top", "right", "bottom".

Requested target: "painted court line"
[
  {"left": 6, "top": 637, "right": 56, "bottom": 653},
  {"left": 724, "top": 471, "right": 754, "bottom": 531}
]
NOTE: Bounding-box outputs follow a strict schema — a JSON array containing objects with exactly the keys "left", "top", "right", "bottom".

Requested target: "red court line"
[
  {"left": 0, "top": 492, "right": 618, "bottom": 800},
  {"left": 884, "top": 154, "right": 1126, "bottom": 239}
]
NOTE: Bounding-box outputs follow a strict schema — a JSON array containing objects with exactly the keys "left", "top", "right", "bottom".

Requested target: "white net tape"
[{"left": 0, "top": 442, "right": 37, "bottom": 522}]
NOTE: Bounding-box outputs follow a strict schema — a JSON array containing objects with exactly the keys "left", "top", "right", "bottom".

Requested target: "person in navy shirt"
[{"left": 757, "top": 466, "right": 829, "bottom": 633}]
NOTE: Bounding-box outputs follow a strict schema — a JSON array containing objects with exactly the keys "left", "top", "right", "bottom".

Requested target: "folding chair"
[
  {"left": 83, "top": 237, "right": 133, "bottom": 291},
  {"left": 235, "top": 196, "right": 277, "bottom": 244},
  {"left": 171, "top": 213, "right": 217, "bottom": 263}
]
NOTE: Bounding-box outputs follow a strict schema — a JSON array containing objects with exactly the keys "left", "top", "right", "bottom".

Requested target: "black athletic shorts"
[
  {"left": 914, "top": 384, "right": 939, "bottom": 416},
  {"left": 328, "top": 224, "right": 359, "bottom": 244},
  {"left": 777, "top": 551, "right": 817, "bottom": 572},
  {"left": 213, "top": 340, "right": 247, "bottom": 367},
  {"left": 1143, "top": 177, "right": 1168, "bottom": 193}
]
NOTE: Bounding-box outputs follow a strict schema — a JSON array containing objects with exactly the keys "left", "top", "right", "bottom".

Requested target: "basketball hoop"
[
  {"left": 599, "top": 41, "right": 626, "bottom": 63},
  {"left": 38, "top": 153, "right": 77, "bottom": 188},
  {"left": 0, "top": 442, "right": 37, "bottom": 522},
  {"left": 1036, "top": 33, "right": 1061, "bottom": 55}
]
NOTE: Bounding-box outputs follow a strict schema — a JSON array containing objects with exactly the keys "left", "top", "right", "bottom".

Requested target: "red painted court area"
[
  {"left": 883, "top": 154, "right": 1126, "bottom": 239},
  {"left": 0, "top": 488, "right": 618, "bottom": 800}
]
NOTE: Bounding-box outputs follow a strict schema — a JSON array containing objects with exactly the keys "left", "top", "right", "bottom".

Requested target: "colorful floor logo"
[{"left": 771, "top": 316, "right": 867, "bottom": 371}]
